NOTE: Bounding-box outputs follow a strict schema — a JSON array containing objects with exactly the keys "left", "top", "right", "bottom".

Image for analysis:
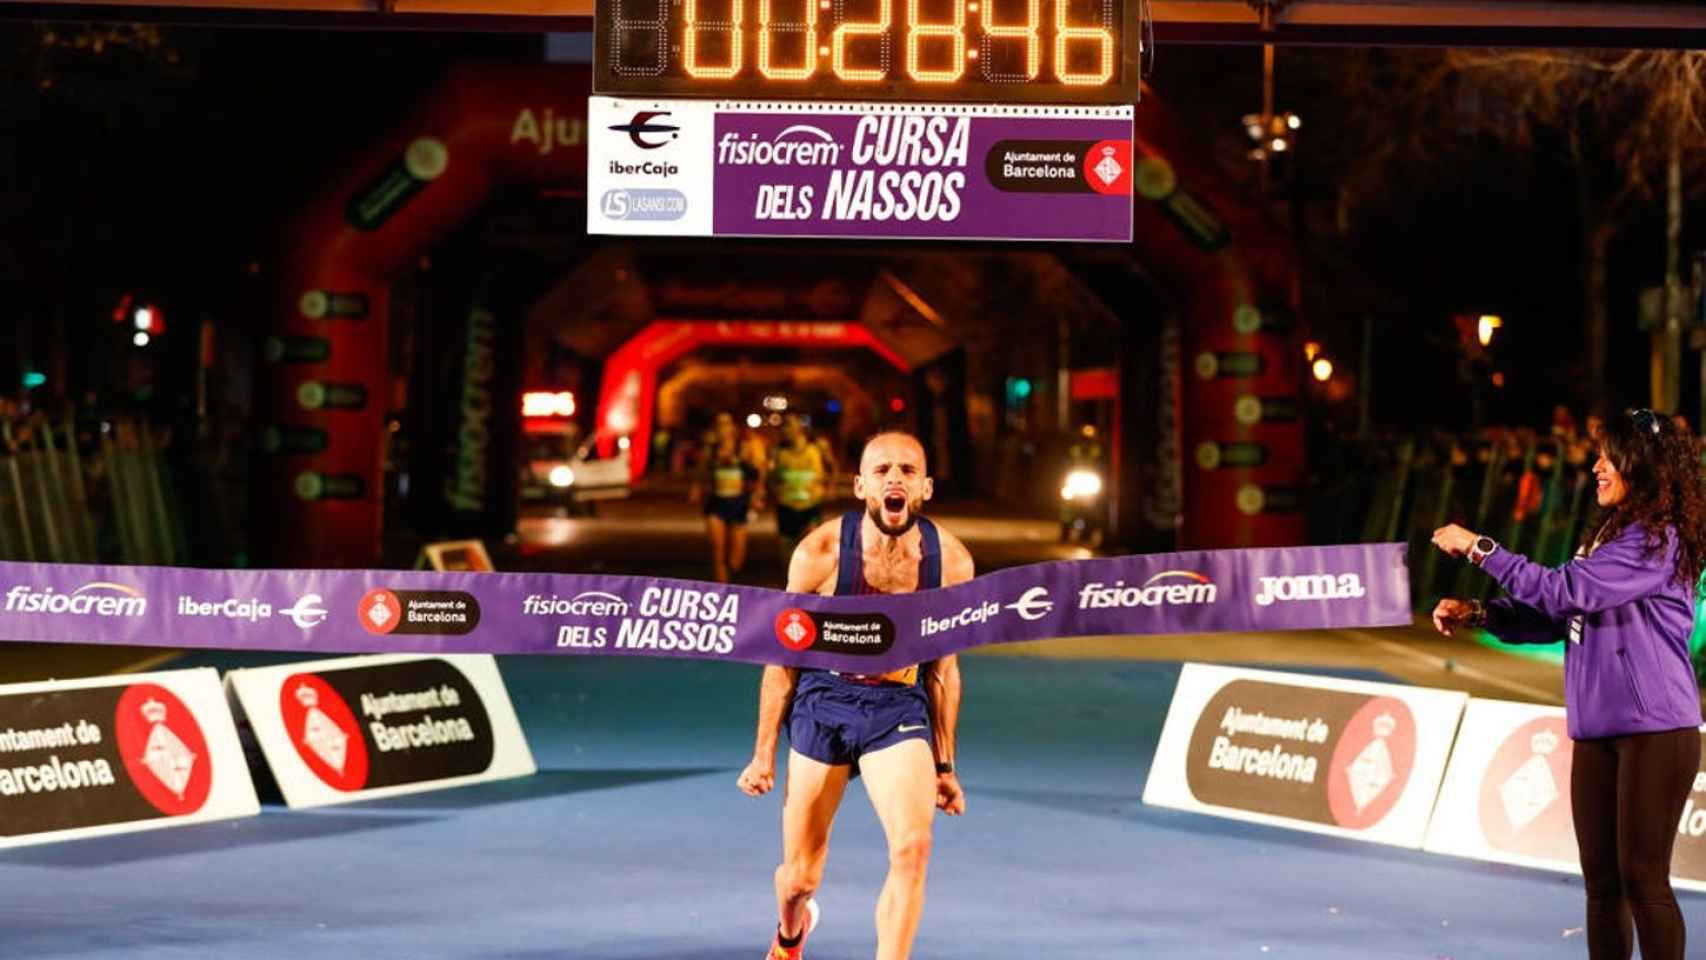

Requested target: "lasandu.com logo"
[{"left": 601, "top": 188, "right": 687, "bottom": 222}]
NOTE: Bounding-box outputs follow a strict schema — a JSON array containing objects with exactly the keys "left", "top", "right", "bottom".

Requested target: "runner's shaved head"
[{"left": 859, "top": 431, "right": 927, "bottom": 475}]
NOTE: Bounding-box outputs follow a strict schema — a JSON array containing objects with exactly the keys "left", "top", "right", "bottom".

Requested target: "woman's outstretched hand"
[
  {"left": 1431, "top": 524, "right": 1477, "bottom": 557},
  {"left": 1431, "top": 598, "right": 1477, "bottom": 636}
]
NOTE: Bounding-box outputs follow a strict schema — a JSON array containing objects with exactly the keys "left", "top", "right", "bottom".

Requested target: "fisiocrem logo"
[
  {"left": 1077, "top": 571, "right": 1217, "bottom": 609},
  {"left": 717, "top": 124, "right": 843, "bottom": 167},
  {"left": 5, "top": 582, "right": 147, "bottom": 617},
  {"left": 523, "top": 591, "right": 632, "bottom": 617},
  {"left": 1253, "top": 574, "right": 1367, "bottom": 607}
]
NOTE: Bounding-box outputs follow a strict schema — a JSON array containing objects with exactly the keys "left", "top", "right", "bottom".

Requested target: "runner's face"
[{"left": 855, "top": 435, "right": 931, "bottom": 536}]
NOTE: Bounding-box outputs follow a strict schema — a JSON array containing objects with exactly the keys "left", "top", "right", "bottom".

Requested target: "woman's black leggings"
[{"left": 1571, "top": 727, "right": 1700, "bottom": 960}]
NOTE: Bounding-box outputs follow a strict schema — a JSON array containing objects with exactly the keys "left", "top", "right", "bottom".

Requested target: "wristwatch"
[
  {"left": 935, "top": 762, "right": 955, "bottom": 775},
  {"left": 1468, "top": 536, "right": 1498, "bottom": 566}
]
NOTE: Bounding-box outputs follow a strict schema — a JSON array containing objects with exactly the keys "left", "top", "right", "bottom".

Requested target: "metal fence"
[
  {"left": 0, "top": 413, "right": 187, "bottom": 566},
  {"left": 1315, "top": 431, "right": 1602, "bottom": 612}
]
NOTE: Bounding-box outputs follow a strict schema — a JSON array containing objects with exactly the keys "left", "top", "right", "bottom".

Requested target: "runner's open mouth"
[{"left": 884, "top": 494, "right": 906, "bottom": 513}]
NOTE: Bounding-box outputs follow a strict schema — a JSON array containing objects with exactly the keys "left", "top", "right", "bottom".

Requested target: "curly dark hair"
[{"left": 1584, "top": 408, "right": 1706, "bottom": 587}]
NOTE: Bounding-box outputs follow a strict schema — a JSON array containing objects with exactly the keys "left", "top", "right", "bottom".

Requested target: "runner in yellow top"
[{"left": 769, "top": 414, "right": 830, "bottom": 567}]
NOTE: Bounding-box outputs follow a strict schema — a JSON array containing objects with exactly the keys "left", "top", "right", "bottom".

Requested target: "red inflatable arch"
[
  {"left": 261, "top": 66, "right": 589, "bottom": 567},
  {"left": 263, "top": 63, "right": 1301, "bottom": 566},
  {"left": 594, "top": 320, "right": 911, "bottom": 476}
]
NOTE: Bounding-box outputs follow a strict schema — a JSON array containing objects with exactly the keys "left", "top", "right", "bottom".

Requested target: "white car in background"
[{"left": 523, "top": 430, "right": 631, "bottom": 515}]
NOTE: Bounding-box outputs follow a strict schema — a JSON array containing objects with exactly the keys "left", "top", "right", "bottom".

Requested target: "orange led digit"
[
  {"left": 832, "top": 0, "right": 892, "bottom": 81},
  {"left": 685, "top": 0, "right": 745, "bottom": 79},
  {"left": 610, "top": 0, "right": 669, "bottom": 77},
  {"left": 759, "top": 0, "right": 818, "bottom": 79},
  {"left": 906, "top": 0, "right": 966, "bottom": 83},
  {"left": 1053, "top": 0, "right": 1112, "bottom": 85},
  {"left": 978, "top": 0, "right": 1039, "bottom": 80}
]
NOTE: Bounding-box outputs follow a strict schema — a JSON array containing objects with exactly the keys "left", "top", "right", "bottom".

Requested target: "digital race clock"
[{"left": 593, "top": 0, "right": 1141, "bottom": 104}]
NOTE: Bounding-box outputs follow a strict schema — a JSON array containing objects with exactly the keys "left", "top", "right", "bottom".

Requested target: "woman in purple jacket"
[{"left": 1431, "top": 408, "right": 1706, "bottom": 960}]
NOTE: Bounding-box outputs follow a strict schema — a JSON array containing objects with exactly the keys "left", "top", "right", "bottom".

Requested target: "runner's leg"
[
  {"left": 706, "top": 514, "right": 729, "bottom": 582},
  {"left": 777, "top": 749, "right": 850, "bottom": 938},
  {"left": 859, "top": 738, "right": 937, "bottom": 960}
]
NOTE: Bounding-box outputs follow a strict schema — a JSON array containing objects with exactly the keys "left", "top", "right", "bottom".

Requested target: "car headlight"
[
  {"left": 1061, "top": 469, "right": 1102, "bottom": 501},
  {"left": 549, "top": 465, "right": 575, "bottom": 488}
]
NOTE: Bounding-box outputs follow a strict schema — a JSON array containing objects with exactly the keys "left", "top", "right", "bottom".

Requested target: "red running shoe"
[{"left": 765, "top": 899, "right": 820, "bottom": 960}]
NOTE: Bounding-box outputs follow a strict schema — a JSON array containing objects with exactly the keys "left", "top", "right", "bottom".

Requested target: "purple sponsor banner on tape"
[
  {"left": 0, "top": 544, "right": 1409, "bottom": 672},
  {"left": 711, "top": 108, "right": 1134, "bottom": 242}
]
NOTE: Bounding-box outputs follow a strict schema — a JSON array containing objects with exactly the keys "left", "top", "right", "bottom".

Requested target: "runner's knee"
[{"left": 887, "top": 827, "right": 932, "bottom": 876}]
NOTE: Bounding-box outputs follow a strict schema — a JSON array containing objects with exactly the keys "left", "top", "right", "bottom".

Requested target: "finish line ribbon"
[{"left": 0, "top": 544, "right": 1410, "bottom": 673}]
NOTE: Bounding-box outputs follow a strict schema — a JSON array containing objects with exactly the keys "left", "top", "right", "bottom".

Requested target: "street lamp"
[
  {"left": 1242, "top": 111, "right": 1302, "bottom": 162},
  {"left": 1477, "top": 314, "right": 1503, "bottom": 347},
  {"left": 1239, "top": 2, "right": 1299, "bottom": 178},
  {"left": 1311, "top": 357, "right": 1334, "bottom": 382}
]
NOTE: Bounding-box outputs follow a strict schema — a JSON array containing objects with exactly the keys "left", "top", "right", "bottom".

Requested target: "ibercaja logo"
[
  {"left": 773, "top": 608, "right": 894, "bottom": 657},
  {"left": 357, "top": 588, "right": 481, "bottom": 636}
]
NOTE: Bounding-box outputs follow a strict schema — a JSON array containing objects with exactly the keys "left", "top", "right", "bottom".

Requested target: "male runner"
[
  {"left": 769, "top": 414, "right": 830, "bottom": 566},
  {"left": 737, "top": 431, "right": 972, "bottom": 960}
]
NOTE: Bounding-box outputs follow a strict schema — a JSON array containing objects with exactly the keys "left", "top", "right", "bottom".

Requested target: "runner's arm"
[
  {"left": 926, "top": 533, "right": 975, "bottom": 814},
  {"left": 924, "top": 655, "right": 960, "bottom": 771}
]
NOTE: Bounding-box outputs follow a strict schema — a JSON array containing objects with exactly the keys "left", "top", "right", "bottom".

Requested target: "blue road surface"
[{"left": 0, "top": 653, "right": 1689, "bottom": 959}]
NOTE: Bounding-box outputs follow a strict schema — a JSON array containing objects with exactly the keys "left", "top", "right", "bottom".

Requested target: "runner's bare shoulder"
[
  {"left": 935, "top": 525, "right": 976, "bottom": 586},
  {"left": 788, "top": 516, "right": 842, "bottom": 594}
]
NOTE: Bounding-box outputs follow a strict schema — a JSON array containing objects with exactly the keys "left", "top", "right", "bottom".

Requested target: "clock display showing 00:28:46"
[{"left": 594, "top": 0, "right": 1140, "bottom": 104}]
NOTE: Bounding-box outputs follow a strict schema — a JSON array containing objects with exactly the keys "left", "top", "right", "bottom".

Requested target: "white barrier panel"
[
  {"left": 1423, "top": 698, "right": 1706, "bottom": 893},
  {"left": 226, "top": 654, "right": 536, "bottom": 808},
  {"left": 0, "top": 667, "right": 258, "bottom": 848},
  {"left": 1143, "top": 663, "right": 1467, "bottom": 848}
]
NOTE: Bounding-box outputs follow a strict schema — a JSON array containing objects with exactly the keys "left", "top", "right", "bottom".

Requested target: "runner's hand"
[
  {"left": 1431, "top": 598, "right": 1475, "bottom": 636},
  {"left": 936, "top": 772, "right": 966, "bottom": 816},
  {"left": 737, "top": 758, "right": 775, "bottom": 797}
]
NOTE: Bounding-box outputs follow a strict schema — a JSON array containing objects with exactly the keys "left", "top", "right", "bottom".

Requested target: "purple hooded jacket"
[{"left": 1481, "top": 523, "right": 1702, "bottom": 740}]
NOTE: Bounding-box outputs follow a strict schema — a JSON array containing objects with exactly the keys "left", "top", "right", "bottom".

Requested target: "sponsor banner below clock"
[
  {"left": 1143, "top": 663, "right": 1467, "bottom": 849},
  {"left": 224, "top": 654, "right": 534, "bottom": 809},
  {"left": 0, "top": 667, "right": 258, "bottom": 848},
  {"left": 1423, "top": 698, "right": 1706, "bottom": 892},
  {"left": 587, "top": 96, "right": 1134, "bottom": 243}
]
